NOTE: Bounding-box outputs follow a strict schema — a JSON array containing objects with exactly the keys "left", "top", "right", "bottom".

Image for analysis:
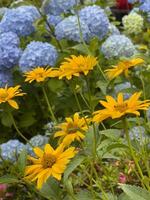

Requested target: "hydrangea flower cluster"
[
  {"left": 0, "top": 32, "right": 22, "bottom": 87},
  {"left": 108, "top": 24, "right": 120, "bottom": 35},
  {"left": 129, "top": 126, "right": 149, "bottom": 145},
  {"left": 55, "top": 16, "right": 90, "bottom": 42},
  {"left": 0, "top": 71, "right": 13, "bottom": 88},
  {"left": 122, "top": 13, "right": 144, "bottom": 34},
  {"left": 19, "top": 41, "right": 58, "bottom": 72},
  {"left": 44, "top": 121, "right": 56, "bottom": 135},
  {"left": 114, "top": 82, "right": 133, "bottom": 99},
  {"left": 0, "top": 6, "right": 40, "bottom": 36},
  {"left": 47, "top": 14, "right": 62, "bottom": 27},
  {"left": 26, "top": 135, "right": 49, "bottom": 156},
  {"left": 139, "top": 0, "right": 150, "bottom": 13},
  {"left": 0, "top": 140, "right": 25, "bottom": 162},
  {"left": 79, "top": 5, "right": 109, "bottom": 40},
  {"left": 43, "top": 0, "right": 77, "bottom": 15},
  {"left": 101, "top": 35, "right": 136, "bottom": 58}
]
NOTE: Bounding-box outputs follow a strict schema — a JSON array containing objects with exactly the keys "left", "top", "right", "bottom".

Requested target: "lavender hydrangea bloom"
[
  {"left": 0, "top": 32, "right": 21, "bottom": 70},
  {"left": 0, "top": 32, "right": 20, "bottom": 47},
  {"left": 0, "top": 6, "right": 40, "bottom": 36},
  {"left": 55, "top": 16, "right": 90, "bottom": 42},
  {"left": 47, "top": 14, "right": 62, "bottom": 27},
  {"left": 19, "top": 41, "right": 58, "bottom": 72},
  {"left": 139, "top": 0, "right": 150, "bottom": 13},
  {"left": 0, "top": 70, "right": 13, "bottom": 87},
  {"left": 114, "top": 82, "right": 133, "bottom": 99},
  {"left": 26, "top": 135, "right": 49, "bottom": 156},
  {"left": 79, "top": 5, "right": 109, "bottom": 40},
  {"left": 0, "top": 140, "right": 25, "bottom": 162},
  {"left": 43, "top": 0, "right": 76, "bottom": 15},
  {"left": 101, "top": 35, "right": 136, "bottom": 58}
]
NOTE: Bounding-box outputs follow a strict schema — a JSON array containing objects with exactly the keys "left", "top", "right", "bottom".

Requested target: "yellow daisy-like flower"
[
  {"left": 24, "top": 67, "right": 57, "bottom": 83},
  {"left": 105, "top": 58, "right": 144, "bottom": 80},
  {"left": 54, "top": 113, "right": 89, "bottom": 146},
  {"left": 25, "top": 143, "right": 76, "bottom": 189},
  {"left": 0, "top": 85, "right": 25, "bottom": 109},
  {"left": 93, "top": 92, "right": 150, "bottom": 123},
  {"left": 57, "top": 55, "right": 98, "bottom": 80}
]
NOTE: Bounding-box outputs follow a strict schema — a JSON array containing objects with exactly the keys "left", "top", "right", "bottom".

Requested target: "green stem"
[
  {"left": 123, "top": 118, "right": 148, "bottom": 189},
  {"left": 72, "top": 87, "right": 89, "bottom": 129},
  {"left": 9, "top": 112, "right": 33, "bottom": 147},
  {"left": 91, "top": 162, "right": 109, "bottom": 200},
  {"left": 42, "top": 86, "right": 57, "bottom": 123}
]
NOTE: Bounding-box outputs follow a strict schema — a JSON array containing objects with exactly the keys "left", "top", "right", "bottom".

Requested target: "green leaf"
[
  {"left": 1, "top": 112, "right": 13, "bottom": 127},
  {"left": 120, "top": 184, "right": 150, "bottom": 200},
  {"left": 99, "top": 129, "right": 121, "bottom": 140},
  {"left": 96, "top": 80, "right": 108, "bottom": 95},
  {"left": 40, "top": 177, "right": 62, "bottom": 200},
  {"left": 106, "top": 143, "right": 128, "bottom": 152},
  {"left": 17, "top": 149, "right": 27, "bottom": 174},
  {"left": 0, "top": 175, "right": 19, "bottom": 184},
  {"left": 118, "top": 193, "right": 132, "bottom": 200},
  {"left": 47, "top": 79, "right": 64, "bottom": 93},
  {"left": 75, "top": 190, "right": 93, "bottom": 200},
  {"left": 19, "top": 113, "right": 36, "bottom": 127},
  {"left": 71, "top": 44, "right": 89, "bottom": 54},
  {"left": 63, "top": 154, "right": 85, "bottom": 182}
]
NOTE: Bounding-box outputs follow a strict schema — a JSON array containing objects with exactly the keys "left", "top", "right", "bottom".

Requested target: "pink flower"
[{"left": 118, "top": 172, "right": 127, "bottom": 184}]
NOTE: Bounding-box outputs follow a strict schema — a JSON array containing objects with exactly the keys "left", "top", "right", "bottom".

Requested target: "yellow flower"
[
  {"left": 0, "top": 85, "right": 25, "bottom": 109},
  {"left": 57, "top": 55, "right": 98, "bottom": 80},
  {"left": 25, "top": 143, "right": 76, "bottom": 189},
  {"left": 105, "top": 58, "right": 144, "bottom": 79},
  {"left": 24, "top": 67, "right": 57, "bottom": 83},
  {"left": 54, "top": 113, "right": 89, "bottom": 146},
  {"left": 93, "top": 92, "right": 150, "bottom": 123}
]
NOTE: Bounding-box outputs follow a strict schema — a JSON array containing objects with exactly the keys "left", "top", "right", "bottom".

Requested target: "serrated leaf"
[
  {"left": 63, "top": 155, "right": 85, "bottom": 182},
  {"left": 40, "top": 177, "right": 61, "bottom": 200},
  {"left": 120, "top": 184, "right": 150, "bottom": 200},
  {"left": 0, "top": 175, "right": 19, "bottom": 184}
]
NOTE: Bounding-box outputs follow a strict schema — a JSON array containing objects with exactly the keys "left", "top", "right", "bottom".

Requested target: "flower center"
[
  {"left": 114, "top": 102, "right": 128, "bottom": 112},
  {"left": 0, "top": 91, "right": 8, "bottom": 101},
  {"left": 67, "top": 123, "right": 80, "bottom": 134},
  {"left": 42, "top": 154, "right": 56, "bottom": 168},
  {"left": 36, "top": 72, "right": 44, "bottom": 78}
]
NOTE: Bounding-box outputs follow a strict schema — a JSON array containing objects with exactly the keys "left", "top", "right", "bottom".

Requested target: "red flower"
[{"left": 116, "top": 0, "right": 132, "bottom": 10}]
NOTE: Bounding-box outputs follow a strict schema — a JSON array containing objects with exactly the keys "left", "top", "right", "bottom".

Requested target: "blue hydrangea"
[
  {"left": 139, "top": 0, "right": 150, "bottom": 13},
  {"left": 0, "top": 32, "right": 20, "bottom": 47},
  {"left": 0, "top": 140, "right": 25, "bottom": 162},
  {"left": 55, "top": 16, "right": 90, "bottom": 42},
  {"left": 0, "top": 70, "right": 13, "bottom": 87},
  {"left": 47, "top": 14, "right": 62, "bottom": 27},
  {"left": 43, "top": 0, "right": 76, "bottom": 15},
  {"left": 19, "top": 41, "right": 58, "bottom": 72},
  {"left": 108, "top": 24, "right": 120, "bottom": 35},
  {"left": 0, "top": 32, "right": 22, "bottom": 70},
  {"left": 44, "top": 121, "right": 56, "bottom": 135},
  {"left": 79, "top": 5, "right": 109, "bottom": 40},
  {"left": 26, "top": 135, "right": 49, "bottom": 156},
  {"left": 129, "top": 126, "right": 149, "bottom": 145},
  {"left": 0, "top": 6, "right": 40, "bottom": 36},
  {"left": 114, "top": 82, "right": 133, "bottom": 99},
  {"left": 101, "top": 35, "right": 136, "bottom": 58}
]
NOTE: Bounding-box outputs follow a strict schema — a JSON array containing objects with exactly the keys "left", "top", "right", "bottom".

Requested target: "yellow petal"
[
  {"left": 8, "top": 100, "right": 19, "bottom": 109},
  {"left": 34, "top": 147, "right": 44, "bottom": 158}
]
